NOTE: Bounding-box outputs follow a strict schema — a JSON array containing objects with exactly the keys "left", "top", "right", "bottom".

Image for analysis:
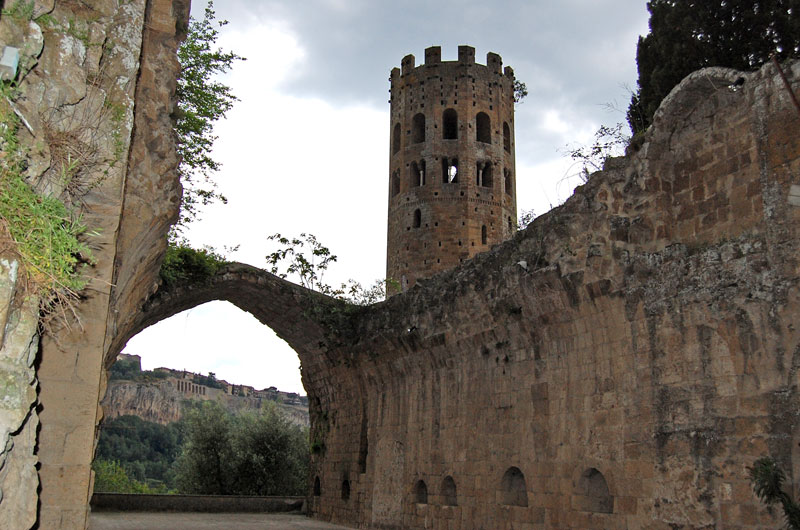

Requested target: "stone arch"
[
  {"left": 500, "top": 466, "right": 528, "bottom": 507},
  {"left": 393, "top": 123, "right": 401, "bottom": 154},
  {"left": 414, "top": 479, "right": 428, "bottom": 504},
  {"left": 476, "top": 112, "right": 491, "bottom": 143},
  {"left": 412, "top": 113, "right": 425, "bottom": 143},
  {"left": 443, "top": 108, "right": 458, "bottom": 139},
  {"left": 441, "top": 475, "right": 457, "bottom": 506},
  {"left": 573, "top": 467, "right": 613, "bottom": 513}
]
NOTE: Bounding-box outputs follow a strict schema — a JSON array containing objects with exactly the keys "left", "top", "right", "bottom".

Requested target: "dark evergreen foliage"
[{"left": 628, "top": 0, "right": 800, "bottom": 133}]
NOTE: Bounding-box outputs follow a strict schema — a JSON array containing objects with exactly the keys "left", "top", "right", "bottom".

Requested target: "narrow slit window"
[
  {"left": 412, "top": 113, "right": 425, "bottom": 143},
  {"left": 413, "top": 209, "right": 421, "bottom": 228},
  {"left": 443, "top": 108, "right": 458, "bottom": 139},
  {"left": 481, "top": 225, "right": 487, "bottom": 245},
  {"left": 476, "top": 112, "right": 491, "bottom": 143},
  {"left": 503, "top": 122, "right": 511, "bottom": 152}
]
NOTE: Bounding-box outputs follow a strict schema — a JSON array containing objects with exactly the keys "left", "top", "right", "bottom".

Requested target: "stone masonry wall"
[{"left": 309, "top": 60, "right": 800, "bottom": 528}]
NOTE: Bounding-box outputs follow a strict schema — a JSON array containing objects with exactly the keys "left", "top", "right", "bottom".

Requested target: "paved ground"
[{"left": 89, "top": 512, "right": 354, "bottom": 529}]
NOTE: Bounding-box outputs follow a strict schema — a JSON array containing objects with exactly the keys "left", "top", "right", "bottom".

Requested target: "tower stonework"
[{"left": 387, "top": 45, "right": 518, "bottom": 294}]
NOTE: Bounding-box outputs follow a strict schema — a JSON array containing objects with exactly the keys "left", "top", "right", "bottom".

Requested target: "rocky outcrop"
[
  {"left": 0, "top": 0, "right": 188, "bottom": 527},
  {"left": 102, "top": 379, "right": 310, "bottom": 427}
]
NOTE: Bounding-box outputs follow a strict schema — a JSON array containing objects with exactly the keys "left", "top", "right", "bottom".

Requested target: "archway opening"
[
  {"left": 95, "top": 301, "right": 310, "bottom": 497},
  {"left": 441, "top": 475, "right": 457, "bottom": 506},
  {"left": 574, "top": 468, "right": 613, "bottom": 513},
  {"left": 500, "top": 466, "right": 528, "bottom": 507},
  {"left": 414, "top": 479, "right": 428, "bottom": 504}
]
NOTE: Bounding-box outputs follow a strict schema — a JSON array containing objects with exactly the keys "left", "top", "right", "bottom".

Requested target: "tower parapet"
[{"left": 386, "top": 46, "right": 518, "bottom": 294}]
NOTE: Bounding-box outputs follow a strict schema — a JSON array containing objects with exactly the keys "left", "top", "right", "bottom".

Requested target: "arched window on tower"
[
  {"left": 504, "top": 168, "right": 512, "bottom": 196},
  {"left": 313, "top": 476, "right": 321, "bottom": 496},
  {"left": 443, "top": 108, "right": 458, "bottom": 140},
  {"left": 442, "top": 157, "right": 458, "bottom": 183},
  {"left": 413, "top": 209, "right": 421, "bottom": 228},
  {"left": 476, "top": 112, "right": 491, "bottom": 143},
  {"left": 393, "top": 123, "right": 401, "bottom": 154},
  {"left": 476, "top": 162, "right": 493, "bottom": 188},
  {"left": 412, "top": 113, "right": 425, "bottom": 143},
  {"left": 392, "top": 170, "right": 400, "bottom": 197},
  {"left": 481, "top": 225, "right": 487, "bottom": 245},
  {"left": 410, "top": 161, "right": 425, "bottom": 187},
  {"left": 503, "top": 122, "right": 511, "bottom": 152}
]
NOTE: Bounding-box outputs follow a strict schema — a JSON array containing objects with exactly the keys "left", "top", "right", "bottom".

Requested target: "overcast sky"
[{"left": 124, "top": 0, "right": 651, "bottom": 394}]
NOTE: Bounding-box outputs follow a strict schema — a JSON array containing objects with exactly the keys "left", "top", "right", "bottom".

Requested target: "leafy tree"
[
  {"left": 174, "top": 1, "right": 244, "bottom": 230},
  {"left": 749, "top": 456, "right": 800, "bottom": 528},
  {"left": 266, "top": 232, "right": 392, "bottom": 304},
  {"left": 92, "top": 459, "right": 164, "bottom": 493},
  {"left": 628, "top": 0, "right": 799, "bottom": 133},
  {"left": 563, "top": 122, "right": 630, "bottom": 182},
  {"left": 513, "top": 80, "right": 528, "bottom": 104},
  {"left": 95, "top": 415, "right": 183, "bottom": 489},
  {"left": 228, "top": 405, "right": 309, "bottom": 496},
  {"left": 173, "top": 401, "right": 234, "bottom": 494},
  {"left": 108, "top": 357, "right": 142, "bottom": 381},
  {"left": 173, "top": 401, "right": 309, "bottom": 495}
]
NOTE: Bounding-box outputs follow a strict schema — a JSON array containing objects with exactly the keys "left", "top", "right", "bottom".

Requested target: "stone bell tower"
[{"left": 386, "top": 45, "right": 518, "bottom": 294}]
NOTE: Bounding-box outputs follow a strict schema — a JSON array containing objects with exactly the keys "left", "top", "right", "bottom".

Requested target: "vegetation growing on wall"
[
  {"left": 0, "top": 84, "right": 93, "bottom": 303},
  {"left": 159, "top": 240, "right": 228, "bottom": 287}
]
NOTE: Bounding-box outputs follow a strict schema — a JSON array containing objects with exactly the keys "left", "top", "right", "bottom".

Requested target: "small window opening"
[
  {"left": 442, "top": 157, "right": 459, "bottom": 183},
  {"left": 443, "top": 108, "right": 458, "bottom": 139},
  {"left": 412, "top": 113, "right": 425, "bottom": 143},
  {"left": 414, "top": 480, "right": 428, "bottom": 504},
  {"left": 441, "top": 476, "right": 457, "bottom": 506},
  {"left": 314, "top": 476, "right": 321, "bottom": 496},
  {"left": 481, "top": 225, "right": 487, "bottom": 245},
  {"left": 476, "top": 162, "right": 493, "bottom": 188},
  {"left": 392, "top": 123, "right": 401, "bottom": 154},
  {"left": 508, "top": 216, "right": 513, "bottom": 232},
  {"left": 341, "top": 479, "right": 350, "bottom": 501},
  {"left": 504, "top": 168, "right": 512, "bottom": 196},
  {"left": 410, "top": 161, "right": 425, "bottom": 187},
  {"left": 476, "top": 112, "right": 491, "bottom": 143},
  {"left": 392, "top": 171, "right": 400, "bottom": 196},
  {"left": 575, "top": 468, "right": 613, "bottom": 513},
  {"left": 501, "top": 467, "right": 528, "bottom": 507},
  {"left": 413, "top": 209, "right": 421, "bottom": 228},
  {"left": 503, "top": 122, "right": 511, "bottom": 152}
]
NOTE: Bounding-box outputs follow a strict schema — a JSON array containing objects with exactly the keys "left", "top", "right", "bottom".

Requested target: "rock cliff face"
[
  {"left": 0, "top": 0, "right": 188, "bottom": 527},
  {"left": 102, "top": 379, "right": 310, "bottom": 427}
]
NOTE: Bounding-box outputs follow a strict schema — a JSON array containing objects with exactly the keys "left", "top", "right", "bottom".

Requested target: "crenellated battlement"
[{"left": 394, "top": 45, "right": 514, "bottom": 80}]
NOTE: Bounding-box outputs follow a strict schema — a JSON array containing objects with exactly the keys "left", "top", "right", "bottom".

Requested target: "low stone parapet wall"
[{"left": 91, "top": 493, "right": 305, "bottom": 513}]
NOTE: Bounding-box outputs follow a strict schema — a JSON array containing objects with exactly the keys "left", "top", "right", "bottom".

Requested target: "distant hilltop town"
[
  {"left": 102, "top": 353, "right": 309, "bottom": 426},
  {"left": 115, "top": 353, "right": 308, "bottom": 405}
]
